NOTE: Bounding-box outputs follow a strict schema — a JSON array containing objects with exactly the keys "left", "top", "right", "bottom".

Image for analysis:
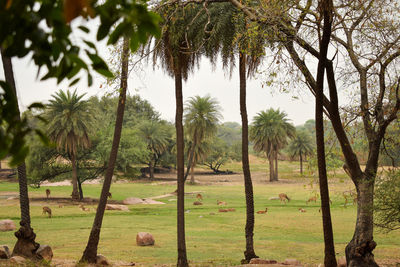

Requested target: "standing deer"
[
  {"left": 42, "top": 206, "right": 52, "bottom": 218},
  {"left": 196, "top": 193, "right": 203, "bottom": 201},
  {"left": 46, "top": 189, "right": 51, "bottom": 199},
  {"left": 279, "top": 193, "right": 290, "bottom": 204},
  {"left": 306, "top": 195, "right": 317, "bottom": 204}
]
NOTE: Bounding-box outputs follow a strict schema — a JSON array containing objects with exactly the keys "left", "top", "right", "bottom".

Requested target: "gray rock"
[
  {"left": 0, "top": 219, "right": 16, "bottom": 231},
  {"left": 136, "top": 232, "right": 155, "bottom": 246},
  {"left": 36, "top": 245, "right": 53, "bottom": 261},
  {"left": 122, "top": 197, "right": 145, "bottom": 205},
  {"left": 10, "top": 256, "right": 26, "bottom": 265},
  {"left": 105, "top": 204, "right": 129, "bottom": 211},
  {"left": 283, "top": 258, "right": 301, "bottom": 266},
  {"left": 0, "top": 245, "right": 10, "bottom": 259},
  {"left": 96, "top": 254, "right": 110, "bottom": 265}
]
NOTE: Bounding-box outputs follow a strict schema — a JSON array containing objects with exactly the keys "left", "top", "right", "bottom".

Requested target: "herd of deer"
[
  {"left": 41, "top": 189, "right": 358, "bottom": 218},
  {"left": 41, "top": 189, "right": 113, "bottom": 218}
]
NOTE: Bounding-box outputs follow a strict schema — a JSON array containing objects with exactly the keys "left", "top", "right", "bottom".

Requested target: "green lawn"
[{"left": 0, "top": 175, "right": 399, "bottom": 266}]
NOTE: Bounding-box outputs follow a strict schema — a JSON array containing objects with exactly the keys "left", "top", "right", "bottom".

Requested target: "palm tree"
[
  {"left": 147, "top": 5, "right": 203, "bottom": 266},
  {"left": 190, "top": 4, "right": 266, "bottom": 261},
  {"left": 250, "top": 108, "right": 295, "bottom": 182},
  {"left": 184, "top": 95, "right": 222, "bottom": 183},
  {"left": 46, "top": 89, "right": 93, "bottom": 200},
  {"left": 1, "top": 48, "right": 40, "bottom": 258},
  {"left": 138, "top": 121, "right": 170, "bottom": 179},
  {"left": 80, "top": 36, "right": 130, "bottom": 264},
  {"left": 287, "top": 129, "right": 314, "bottom": 175}
]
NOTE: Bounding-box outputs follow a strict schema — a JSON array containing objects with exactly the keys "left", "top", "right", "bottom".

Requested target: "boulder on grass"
[
  {"left": 122, "top": 197, "right": 145, "bottom": 205},
  {"left": 0, "top": 220, "right": 16, "bottom": 232},
  {"left": 142, "top": 199, "right": 165, "bottom": 205},
  {"left": 136, "top": 232, "right": 155, "bottom": 246},
  {"left": 105, "top": 204, "right": 129, "bottom": 211},
  {"left": 0, "top": 245, "right": 10, "bottom": 259},
  {"left": 96, "top": 254, "right": 110, "bottom": 265},
  {"left": 283, "top": 258, "right": 301, "bottom": 266},
  {"left": 249, "top": 258, "right": 278, "bottom": 264},
  {"left": 36, "top": 245, "right": 53, "bottom": 261},
  {"left": 10, "top": 256, "right": 26, "bottom": 265}
]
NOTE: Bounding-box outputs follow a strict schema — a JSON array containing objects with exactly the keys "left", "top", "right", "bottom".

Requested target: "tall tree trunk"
[
  {"left": 77, "top": 177, "right": 84, "bottom": 201},
  {"left": 268, "top": 154, "right": 274, "bottom": 182},
  {"left": 299, "top": 152, "right": 303, "bottom": 175},
  {"left": 184, "top": 142, "right": 195, "bottom": 182},
  {"left": 239, "top": 52, "right": 258, "bottom": 262},
  {"left": 71, "top": 152, "right": 79, "bottom": 200},
  {"left": 149, "top": 160, "right": 154, "bottom": 179},
  {"left": 315, "top": 2, "right": 337, "bottom": 266},
  {"left": 80, "top": 37, "right": 130, "bottom": 264},
  {"left": 175, "top": 67, "right": 188, "bottom": 267},
  {"left": 1, "top": 48, "right": 40, "bottom": 258},
  {"left": 345, "top": 178, "right": 378, "bottom": 267},
  {"left": 274, "top": 149, "right": 278, "bottom": 181},
  {"left": 325, "top": 61, "right": 379, "bottom": 267}
]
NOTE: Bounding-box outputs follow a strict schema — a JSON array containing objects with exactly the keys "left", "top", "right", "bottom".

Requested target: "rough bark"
[
  {"left": 77, "top": 177, "right": 84, "bottom": 201},
  {"left": 184, "top": 141, "right": 195, "bottom": 182},
  {"left": 70, "top": 152, "right": 79, "bottom": 200},
  {"left": 80, "top": 37, "right": 129, "bottom": 264},
  {"left": 268, "top": 154, "right": 274, "bottom": 182},
  {"left": 1, "top": 47, "right": 40, "bottom": 259},
  {"left": 190, "top": 161, "right": 195, "bottom": 184},
  {"left": 315, "top": 1, "right": 337, "bottom": 266},
  {"left": 299, "top": 152, "right": 303, "bottom": 175},
  {"left": 175, "top": 67, "right": 188, "bottom": 267},
  {"left": 239, "top": 53, "right": 258, "bottom": 262},
  {"left": 149, "top": 160, "right": 154, "bottom": 179},
  {"left": 274, "top": 149, "right": 278, "bottom": 181}
]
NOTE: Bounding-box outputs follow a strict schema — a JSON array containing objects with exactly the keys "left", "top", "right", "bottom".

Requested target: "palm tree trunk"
[
  {"left": 184, "top": 142, "right": 195, "bottom": 182},
  {"left": 268, "top": 154, "right": 274, "bottom": 182},
  {"left": 175, "top": 66, "right": 188, "bottom": 267},
  {"left": 149, "top": 160, "right": 154, "bottom": 179},
  {"left": 1, "top": 48, "right": 40, "bottom": 258},
  {"left": 78, "top": 178, "right": 84, "bottom": 201},
  {"left": 315, "top": 2, "right": 337, "bottom": 266},
  {"left": 300, "top": 152, "right": 303, "bottom": 175},
  {"left": 80, "top": 37, "right": 130, "bottom": 264},
  {"left": 274, "top": 149, "right": 278, "bottom": 181},
  {"left": 239, "top": 52, "right": 258, "bottom": 262},
  {"left": 71, "top": 152, "right": 79, "bottom": 200}
]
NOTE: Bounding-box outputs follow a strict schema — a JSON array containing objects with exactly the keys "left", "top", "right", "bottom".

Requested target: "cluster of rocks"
[{"left": 0, "top": 244, "right": 53, "bottom": 263}]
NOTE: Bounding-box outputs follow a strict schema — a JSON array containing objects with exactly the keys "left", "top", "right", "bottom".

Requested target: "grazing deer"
[
  {"left": 298, "top": 208, "right": 306, "bottom": 213},
  {"left": 217, "top": 200, "right": 227, "bottom": 205},
  {"left": 42, "top": 206, "right": 52, "bottom": 218},
  {"left": 79, "top": 204, "right": 90, "bottom": 211},
  {"left": 279, "top": 193, "right": 290, "bottom": 204},
  {"left": 196, "top": 193, "right": 203, "bottom": 201},
  {"left": 306, "top": 195, "right": 317, "bottom": 204},
  {"left": 58, "top": 204, "right": 64, "bottom": 208},
  {"left": 257, "top": 208, "right": 268, "bottom": 214},
  {"left": 107, "top": 192, "right": 112, "bottom": 199},
  {"left": 46, "top": 189, "right": 51, "bottom": 199}
]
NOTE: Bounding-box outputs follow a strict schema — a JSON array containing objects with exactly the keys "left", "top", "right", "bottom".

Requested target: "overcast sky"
[{"left": 0, "top": 17, "right": 316, "bottom": 127}]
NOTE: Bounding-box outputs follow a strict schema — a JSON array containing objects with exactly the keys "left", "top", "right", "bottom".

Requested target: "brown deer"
[
  {"left": 46, "top": 189, "right": 51, "bottom": 199},
  {"left": 306, "top": 195, "right": 317, "bottom": 204},
  {"left": 217, "top": 200, "right": 227, "bottom": 205},
  {"left": 298, "top": 208, "right": 306, "bottom": 213},
  {"left": 79, "top": 204, "right": 90, "bottom": 211},
  {"left": 193, "top": 201, "right": 203, "bottom": 205},
  {"left": 279, "top": 193, "right": 290, "bottom": 204},
  {"left": 257, "top": 208, "right": 268, "bottom": 214},
  {"left": 58, "top": 204, "right": 64, "bottom": 208},
  {"left": 42, "top": 206, "right": 52, "bottom": 218},
  {"left": 196, "top": 193, "right": 203, "bottom": 201}
]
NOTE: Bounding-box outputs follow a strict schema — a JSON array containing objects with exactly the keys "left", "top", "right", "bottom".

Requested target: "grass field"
[{"left": 0, "top": 160, "right": 399, "bottom": 266}]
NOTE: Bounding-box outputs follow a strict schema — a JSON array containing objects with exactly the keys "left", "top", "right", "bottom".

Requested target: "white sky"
[
  {"left": 0, "top": 18, "right": 316, "bottom": 127},
  {"left": 0, "top": 55, "right": 316, "bottom": 127}
]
